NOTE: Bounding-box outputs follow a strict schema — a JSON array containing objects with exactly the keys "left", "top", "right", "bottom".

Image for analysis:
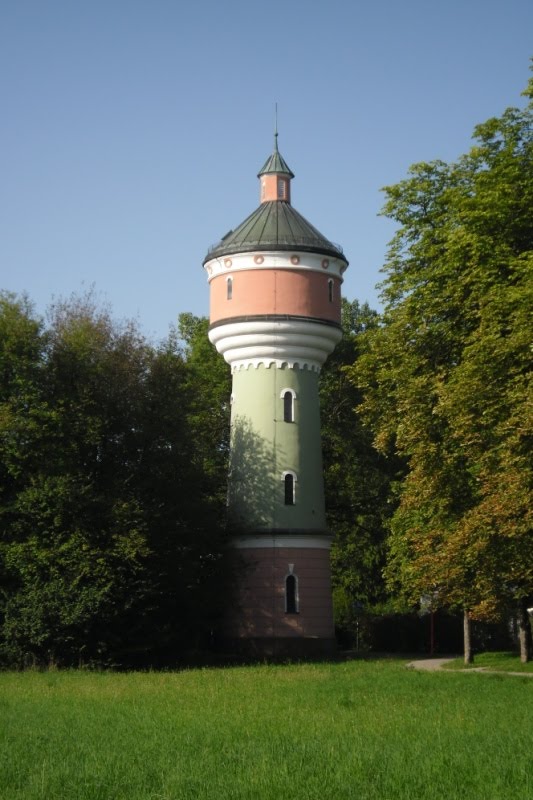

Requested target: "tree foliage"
[
  {"left": 0, "top": 293, "right": 230, "bottom": 666},
  {"left": 177, "top": 312, "right": 231, "bottom": 500},
  {"left": 320, "top": 299, "right": 401, "bottom": 628},
  {"left": 350, "top": 74, "right": 533, "bottom": 647}
]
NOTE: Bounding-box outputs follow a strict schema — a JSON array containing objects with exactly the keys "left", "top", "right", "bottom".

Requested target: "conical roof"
[
  {"left": 204, "top": 201, "right": 345, "bottom": 262},
  {"left": 204, "top": 138, "right": 347, "bottom": 265},
  {"left": 257, "top": 134, "right": 295, "bottom": 178}
]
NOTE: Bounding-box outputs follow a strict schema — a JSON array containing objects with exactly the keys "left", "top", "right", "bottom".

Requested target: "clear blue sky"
[{"left": 1, "top": 0, "right": 531, "bottom": 342}]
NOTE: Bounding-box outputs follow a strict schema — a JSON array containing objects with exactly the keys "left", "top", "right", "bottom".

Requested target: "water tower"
[{"left": 203, "top": 135, "right": 348, "bottom": 655}]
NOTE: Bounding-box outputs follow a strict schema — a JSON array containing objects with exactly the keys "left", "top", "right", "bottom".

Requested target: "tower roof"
[
  {"left": 204, "top": 201, "right": 345, "bottom": 262},
  {"left": 204, "top": 139, "right": 347, "bottom": 265},
  {"left": 257, "top": 134, "right": 295, "bottom": 178}
]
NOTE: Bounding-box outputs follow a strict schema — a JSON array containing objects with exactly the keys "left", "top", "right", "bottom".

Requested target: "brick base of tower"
[{"left": 223, "top": 544, "right": 337, "bottom": 658}]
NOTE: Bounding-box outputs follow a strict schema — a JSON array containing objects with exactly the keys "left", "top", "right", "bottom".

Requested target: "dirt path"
[
  {"left": 408, "top": 657, "right": 533, "bottom": 677},
  {"left": 407, "top": 657, "right": 456, "bottom": 671}
]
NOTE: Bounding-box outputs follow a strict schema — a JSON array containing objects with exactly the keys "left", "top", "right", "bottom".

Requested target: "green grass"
[
  {"left": 443, "top": 651, "right": 533, "bottom": 673},
  {"left": 0, "top": 659, "right": 532, "bottom": 800}
]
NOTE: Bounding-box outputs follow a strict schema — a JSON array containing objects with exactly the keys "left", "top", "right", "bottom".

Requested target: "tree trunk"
[
  {"left": 517, "top": 599, "right": 532, "bottom": 664},
  {"left": 463, "top": 609, "right": 473, "bottom": 665}
]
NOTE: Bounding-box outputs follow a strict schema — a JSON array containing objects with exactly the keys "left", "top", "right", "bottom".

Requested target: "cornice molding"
[
  {"left": 204, "top": 250, "right": 347, "bottom": 281},
  {"left": 208, "top": 318, "right": 342, "bottom": 371}
]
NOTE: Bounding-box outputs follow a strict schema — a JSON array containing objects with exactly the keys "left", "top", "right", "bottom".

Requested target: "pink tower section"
[
  {"left": 224, "top": 546, "right": 335, "bottom": 656},
  {"left": 209, "top": 267, "right": 341, "bottom": 326}
]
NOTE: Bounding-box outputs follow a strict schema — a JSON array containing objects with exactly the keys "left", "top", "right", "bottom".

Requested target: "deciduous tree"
[
  {"left": 0, "top": 294, "right": 229, "bottom": 666},
  {"left": 351, "top": 73, "right": 533, "bottom": 662},
  {"left": 320, "top": 300, "right": 401, "bottom": 638}
]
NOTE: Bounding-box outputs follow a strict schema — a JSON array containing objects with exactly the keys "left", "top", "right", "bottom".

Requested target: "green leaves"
[
  {"left": 351, "top": 75, "right": 533, "bottom": 627},
  {"left": 0, "top": 294, "right": 230, "bottom": 667},
  {"left": 320, "top": 300, "right": 398, "bottom": 617}
]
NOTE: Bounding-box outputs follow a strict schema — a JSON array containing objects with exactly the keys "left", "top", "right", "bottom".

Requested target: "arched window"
[
  {"left": 285, "top": 574, "right": 298, "bottom": 614},
  {"left": 283, "top": 471, "right": 296, "bottom": 505},
  {"left": 328, "top": 278, "right": 334, "bottom": 303},
  {"left": 226, "top": 277, "right": 233, "bottom": 300},
  {"left": 280, "top": 388, "right": 296, "bottom": 422}
]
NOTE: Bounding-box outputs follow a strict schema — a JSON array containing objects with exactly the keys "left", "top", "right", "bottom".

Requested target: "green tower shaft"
[{"left": 228, "top": 364, "right": 326, "bottom": 534}]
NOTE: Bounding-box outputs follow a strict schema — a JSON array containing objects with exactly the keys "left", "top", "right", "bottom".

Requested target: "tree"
[
  {"left": 177, "top": 313, "right": 231, "bottom": 502},
  {"left": 0, "top": 293, "right": 230, "bottom": 666},
  {"left": 320, "top": 299, "right": 401, "bottom": 640},
  {"left": 351, "top": 73, "right": 533, "bottom": 662}
]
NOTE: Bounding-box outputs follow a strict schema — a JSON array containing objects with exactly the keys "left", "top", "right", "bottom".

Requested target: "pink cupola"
[{"left": 258, "top": 132, "right": 295, "bottom": 204}]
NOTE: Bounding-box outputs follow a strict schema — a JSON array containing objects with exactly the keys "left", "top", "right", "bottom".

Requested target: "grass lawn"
[
  {"left": 0, "top": 659, "right": 532, "bottom": 800},
  {"left": 442, "top": 651, "right": 533, "bottom": 673}
]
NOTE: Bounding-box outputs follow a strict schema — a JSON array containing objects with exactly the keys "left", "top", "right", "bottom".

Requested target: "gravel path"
[
  {"left": 407, "top": 657, "right": 533, "bottom": 676},
  {"left": 407, "top": 658, "right": 456, "bottom": 671}
]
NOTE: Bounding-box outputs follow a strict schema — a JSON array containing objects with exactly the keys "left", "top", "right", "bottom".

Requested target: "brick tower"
[{"left": 203, "top": 135, "right": 348, "bottom": 656}]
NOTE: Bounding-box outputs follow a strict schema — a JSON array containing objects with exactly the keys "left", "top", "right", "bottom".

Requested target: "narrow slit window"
[
  {"left": 283, "top": 390, "right": 293, "bottom": 422},
  {"left": 285, "top": 574, "right": 298, "bottom": 614},
  {"left": 328, "top": 278, "right": 333, "bottom": 303},
  {"left": 284, "top": 473, "right": 295, "bottom": 505},
  {"left": 227, "top": 277, "right": 233, "bottom": 300}
]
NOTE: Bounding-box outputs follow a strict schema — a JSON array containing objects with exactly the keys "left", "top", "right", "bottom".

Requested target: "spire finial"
[{"left": 257, "top": 111, "right": 294, "bottom": 182}]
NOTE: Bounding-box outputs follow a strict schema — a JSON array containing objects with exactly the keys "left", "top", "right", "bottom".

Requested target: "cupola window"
[
  {"left": 328, "top": 278, "right": 333, "bottom": 303},
  {"left": 227, "top": 276, "right": 233, "bottom": 300},
  {"left": 277, "top": 179, "right": 286, "bottom": 200}
]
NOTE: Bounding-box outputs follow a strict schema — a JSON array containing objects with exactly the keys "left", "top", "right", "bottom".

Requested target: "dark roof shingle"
[{"left": 204, "top": 201, "right": 346, "bottom": 263}]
